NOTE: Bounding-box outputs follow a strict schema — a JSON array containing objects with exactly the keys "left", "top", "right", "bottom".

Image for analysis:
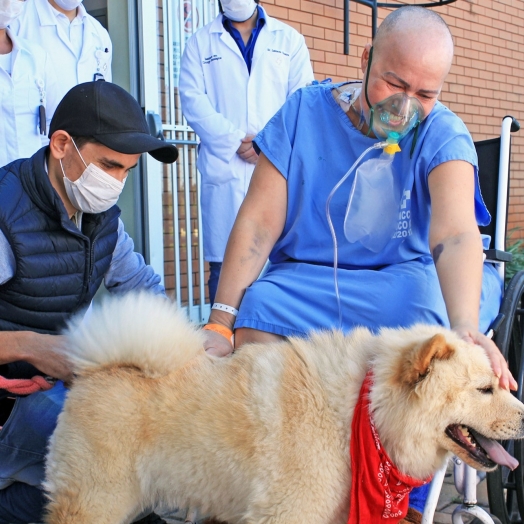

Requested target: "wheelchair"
[{"left": 423, "top": 115, "right": 522, "bottom": 524}]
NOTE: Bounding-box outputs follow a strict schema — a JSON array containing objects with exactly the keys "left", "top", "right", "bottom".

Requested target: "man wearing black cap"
[{"left": 0, "top": 81, "right": 177, "bottom": 524}]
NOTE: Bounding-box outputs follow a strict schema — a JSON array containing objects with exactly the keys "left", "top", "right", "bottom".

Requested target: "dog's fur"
[{"left": 44, "top": 293, "right": 524, "bottom": 524}]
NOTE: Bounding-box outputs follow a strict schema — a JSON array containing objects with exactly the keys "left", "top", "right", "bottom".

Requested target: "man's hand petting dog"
[
  {"left": 453, "top": 324, "right": 517, "bottom": 391},
  {"left": 204, "top": 329, "right": 234, "bottom": 357},
  {"left": 21, "top": 333, "right": 74, "bottom": 384}
]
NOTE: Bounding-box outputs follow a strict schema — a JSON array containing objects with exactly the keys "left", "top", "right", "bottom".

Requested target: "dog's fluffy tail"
[{"left": 62, "top": 292, "right": 205, "bottom": 378}]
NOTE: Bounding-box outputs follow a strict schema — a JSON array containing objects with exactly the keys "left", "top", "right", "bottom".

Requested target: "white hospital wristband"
[{"left": 211, "top": 303, "right": 239, "bottom": 317}]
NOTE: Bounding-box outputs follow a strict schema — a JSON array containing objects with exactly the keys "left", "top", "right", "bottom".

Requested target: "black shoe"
[{"left": 133, "top": 513, "right": 168, "bottom": 524}]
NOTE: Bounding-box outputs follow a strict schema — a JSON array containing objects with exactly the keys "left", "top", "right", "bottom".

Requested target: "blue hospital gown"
[{"left": 235, "top": 82, "right": 502, "bottom": 336}]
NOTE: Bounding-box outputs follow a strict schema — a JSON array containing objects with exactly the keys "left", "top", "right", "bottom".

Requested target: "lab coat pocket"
[
  {"left": 13, "top": 74, "right": 38, "bottom": 124},
  {"left": 261, "top": 50, "right": 290, "bottom": 104},
  {"left": 96, "top": 53, "right": 110, "bottom": 79},
  {"left": 264, "top": 49, "right": 290, "bottom": 85}
]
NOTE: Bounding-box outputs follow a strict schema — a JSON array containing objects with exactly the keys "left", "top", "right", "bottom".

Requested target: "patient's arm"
[
  {"left": 428, "top": 160, "right": 516, "bottom": 391},
  {"left": 0, "top": 331, "right": 73, "bottom": 382},
  {"left": 204, "top": 153, "right": 287, "bottom": 355}
]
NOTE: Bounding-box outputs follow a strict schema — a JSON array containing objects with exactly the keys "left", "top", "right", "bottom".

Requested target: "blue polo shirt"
[{"left": 222, "top": 5, "right": 266, "bottom": 73}]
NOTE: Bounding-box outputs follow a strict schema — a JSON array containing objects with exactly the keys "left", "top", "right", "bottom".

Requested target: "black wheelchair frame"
[{"left": 476, "top": 117, "right": 524, "bottom": 524}]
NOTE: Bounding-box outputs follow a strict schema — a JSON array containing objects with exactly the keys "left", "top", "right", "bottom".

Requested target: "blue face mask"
[{"left": 363, "top": 47, "right": 424, "bottom": 151}]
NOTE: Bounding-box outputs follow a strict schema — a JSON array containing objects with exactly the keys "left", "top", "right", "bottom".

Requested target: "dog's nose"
[{"left": 519, "top": 417, "right": 524, "bottom": 436}]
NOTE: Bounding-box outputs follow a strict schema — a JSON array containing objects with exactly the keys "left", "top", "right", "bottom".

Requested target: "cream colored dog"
[{"left": 44, "top": 292, "right": 524, "bottom": 524}]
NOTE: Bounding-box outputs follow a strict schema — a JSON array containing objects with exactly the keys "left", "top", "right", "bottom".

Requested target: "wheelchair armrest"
[{"left": 484, "top": 249, "right": 513, "bottom": 263}]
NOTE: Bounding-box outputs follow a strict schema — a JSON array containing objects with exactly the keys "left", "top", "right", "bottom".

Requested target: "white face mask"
[
  {"left": 221, "top": 0, "right": 256, "bottom": 22},
  {"left": 0, "top": 0, "right": 25, "bottom": 29},
  {"left": 52, "top": 0, "right": 82, "bottom": 11},
  {"left": 61, "top": 139, "right": 125, "bottom": 214}
]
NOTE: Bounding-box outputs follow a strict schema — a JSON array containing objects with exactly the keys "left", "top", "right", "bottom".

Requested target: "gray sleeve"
[
  {"left": 104, "top": 219, "right": 166, "bottom": 296},
  {"left": 0, "top": 229, "right": 15, "bottom": 285}
]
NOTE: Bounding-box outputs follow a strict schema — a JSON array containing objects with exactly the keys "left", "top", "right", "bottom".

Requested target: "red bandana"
[{"left": 347, "top": 372, "right": 431, "bottom": 523}]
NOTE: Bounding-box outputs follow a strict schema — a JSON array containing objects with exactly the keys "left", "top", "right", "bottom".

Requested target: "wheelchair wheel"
[
  {"left": 471, "top": 517, "right": 503, "bottom": 524},
  {"left": 487, "top": 270, "right": 524, "bottom": 524}
]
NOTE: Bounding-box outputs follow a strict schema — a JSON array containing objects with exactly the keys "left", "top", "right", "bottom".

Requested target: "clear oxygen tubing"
[{"left": 325, "top": 141, "right": 391, "bottom": 329}]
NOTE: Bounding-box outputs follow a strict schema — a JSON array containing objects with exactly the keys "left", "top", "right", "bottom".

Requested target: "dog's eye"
[{"left": 478, "top": 386, "right": 494, "bottom": 395}]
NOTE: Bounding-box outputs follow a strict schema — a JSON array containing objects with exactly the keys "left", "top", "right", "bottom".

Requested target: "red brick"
[
  {"left": 275, "top": 0, "right": 300, "bottom": 8},
  {"left": 313, "top": 61, "right": 337, "bottom": 76},
  {"left": 289, "top": 10, "right": 313, "bottom": 25},
  {"left": 313, "top": 14, "right": 337, "bottom": 30},
  {"left": 313, "top": 38, "right": 337, "bottom": 52},
  {"left": 264, "top": 4, "right": 288, "bottom": 19},
  {"left": 300, "top": 0, "right": 324, "bottom": 16},
  {"left": 301, "top": 23, "right": 325, "bottom": 39},
  {"left": 325, "top": 52, "right": 349, "bottom": 66},
  {"left": 309, "top": 48, "right": 325, "bottom": 62}
]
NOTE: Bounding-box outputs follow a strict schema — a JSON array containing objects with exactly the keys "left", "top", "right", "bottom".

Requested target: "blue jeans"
[
  {"left": 0, "top": 382, "right": 67, "bottom": 523},
  {"left": 208, "top": 261, "right": 222, "bottom": 304}
]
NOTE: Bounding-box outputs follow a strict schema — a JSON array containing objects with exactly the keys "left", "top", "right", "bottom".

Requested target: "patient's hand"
[
  {"left": 454, "top": 325, "right": 517, "bottom": 391},
  {"left": 204, "top": 329, "right": 234, "bottom": 357}
]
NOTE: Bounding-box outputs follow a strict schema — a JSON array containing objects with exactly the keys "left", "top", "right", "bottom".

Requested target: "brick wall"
[{"left": 262, "top": 0, "right": 524, "bottom": 238}]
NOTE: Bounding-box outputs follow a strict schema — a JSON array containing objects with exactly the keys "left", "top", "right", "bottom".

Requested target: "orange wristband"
[{"left": 203, "top": 323, "right": 234, "bottom": 342}]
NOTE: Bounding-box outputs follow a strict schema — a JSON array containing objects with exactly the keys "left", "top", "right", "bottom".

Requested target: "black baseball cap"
[{"left": 49, "top": 81, "right": 178, "bottom": 164}]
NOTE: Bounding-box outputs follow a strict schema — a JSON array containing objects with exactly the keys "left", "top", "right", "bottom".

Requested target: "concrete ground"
[{"left": 158, "top": 461, "right": 497, "bottom": 524}]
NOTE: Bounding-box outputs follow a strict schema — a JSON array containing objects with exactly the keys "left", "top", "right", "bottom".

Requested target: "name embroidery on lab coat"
[
  {"left": 203, "top": 55, "right": 222, "bottom": 65},
  {"left": 267, "top": 48, "right": 290, "bottom": 56}
]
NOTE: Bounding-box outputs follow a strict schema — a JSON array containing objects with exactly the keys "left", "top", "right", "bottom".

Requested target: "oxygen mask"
[
  {"left": 362, "top": 46, "right": 425, "bottom": 147},
  {"left": 367, "top": 92, "right": 424, "bottom": 141}
]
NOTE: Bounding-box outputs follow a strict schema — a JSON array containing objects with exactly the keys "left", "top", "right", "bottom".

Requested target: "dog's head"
[{"left": 370, "top": 325, "right": 524, "bottom": 479}]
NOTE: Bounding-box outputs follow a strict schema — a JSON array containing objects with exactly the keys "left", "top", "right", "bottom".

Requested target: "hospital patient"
[{"left": 201, "top": 6, "right": 516, "bottom": 522}]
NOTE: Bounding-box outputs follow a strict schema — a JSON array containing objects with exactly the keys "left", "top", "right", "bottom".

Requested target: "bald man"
[{"left": 201, "top": 7, "right": 512, "bottom": 521}]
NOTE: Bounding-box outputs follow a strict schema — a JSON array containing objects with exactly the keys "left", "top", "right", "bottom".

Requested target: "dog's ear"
[{"left": 400, "top": 333, "right": 455, "bottom": 387}]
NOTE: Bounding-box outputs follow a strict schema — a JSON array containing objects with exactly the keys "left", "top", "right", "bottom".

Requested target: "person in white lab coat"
[
  {"left": 0, "top": 0, "right": 60, "bottom": 166},
  {"left": 10, "top": 0, "right": 112, "bottom": 103},
  {"left": 179, "top": 0, "right": 314, "bottom": 303}
]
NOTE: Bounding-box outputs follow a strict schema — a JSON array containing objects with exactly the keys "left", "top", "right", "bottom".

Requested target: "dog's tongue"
[{"left": 470, "top": 429, "right": 519, "bottom": 470}]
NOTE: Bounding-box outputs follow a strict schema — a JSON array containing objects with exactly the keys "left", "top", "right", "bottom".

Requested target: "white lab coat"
[
  {"left": 0, "top": 29, "right": 60, "bottom": 167},
  {"left": 180, "top": 8, "right": 314, "bottom": 261},
  {"left": 10, "top": 0, "right": 112, "bottom": 104}
]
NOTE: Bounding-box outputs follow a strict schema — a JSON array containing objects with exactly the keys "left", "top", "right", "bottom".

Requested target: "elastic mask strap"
[
  {"left": 70, "top": 138, "right": 88, "bottom": 169},
  {"left": 59, "top": 159, "right": 66, "bottom": 178},
  {"left": 357, "top": 108, "right": 366, "bottom": 131},
  {"left": 409, "top": 122, "right": 420, "bottom": 159},
  {"left": 364, "top": 47, "right": 374, "bottom": 137}
]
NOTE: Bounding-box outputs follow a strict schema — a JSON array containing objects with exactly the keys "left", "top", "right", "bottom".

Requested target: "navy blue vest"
[{"left": 0, "top": 147, "right": 120, "bottom": 336}]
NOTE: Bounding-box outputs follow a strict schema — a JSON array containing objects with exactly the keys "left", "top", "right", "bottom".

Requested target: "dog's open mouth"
[{"left": 445, "top": 424, "right": 519, "bottom": 470}]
